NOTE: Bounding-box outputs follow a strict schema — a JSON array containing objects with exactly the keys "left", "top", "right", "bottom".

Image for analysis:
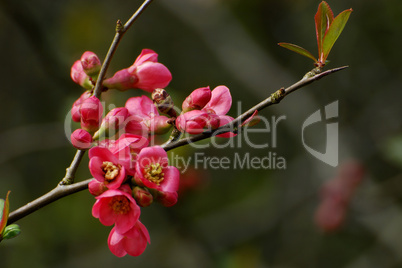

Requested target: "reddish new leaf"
[
  {"left": 321, "top": 8, "right": 353, "bottom": 62},
  {"left": 278, "top": 43, "right": 317, "bottom": 62},
  {"left": 315, "top": 1, "right": 334, "bottom": 60},
  {"left": 0, "top": 191, "right": 10, "bottom": 234}
]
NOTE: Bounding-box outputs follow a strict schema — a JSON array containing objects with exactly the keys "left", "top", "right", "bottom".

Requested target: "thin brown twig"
[
  {"left": 161, "top": 66, "right": 348, "bottom": 151},
  {"left": 8, "top": 179, "right": 93, "bottom": 224},
  {"left": 93, "top": 0, "right": 154, "bottom": 98}
]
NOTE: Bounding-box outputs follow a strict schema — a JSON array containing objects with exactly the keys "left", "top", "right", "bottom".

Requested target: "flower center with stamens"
[
  {"left": 102, "top": 161, "right": 120, "bottom": 181},
  {"left": 143, "top": 163, "right": 164, "bottom": 185},
  {"left": 109, "top": 196, "right": 130, "bottom": 214}
]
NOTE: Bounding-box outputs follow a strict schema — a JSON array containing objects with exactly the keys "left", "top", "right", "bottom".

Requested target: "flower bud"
[
  {"left": 96, "top": 107, "right": 129, "bottom": 139},
  {"left": 152, "top": 88, "right": 176, "bottom": 116},
  {"left": 103, "top": 68, "right": 138, "bottom": 91},
  {"left": 71, "top": 91, "right": 91, "bottom": 122},
  {"left": 71, "top": 60, "right": 93, "bottom": 90},
  {"left": 88, "top": 179, "right": 108, "bottom": 196},
  {"left": 1, "top": 224, "right": 21, "bottom": 240},
  {"left": 80, "top": 51, "right": 101, "bottom": 79},
  {"left": 182, "top": 86, "right": 211, "bottom": 112},
  {"left": 132, "top": 187, "right": 153, "bottom": 207},
  {"left": 80, "top": 96, "right": 103, "bottom": 133},
  {"left": 103, "top": 49, "right": 172, "bottom": 92},
  {"left": 176, "top": 110, "right": 210, "bottom": 134},
  {"left": 71, "top": 129, "right": 93, "bottom": 150}
]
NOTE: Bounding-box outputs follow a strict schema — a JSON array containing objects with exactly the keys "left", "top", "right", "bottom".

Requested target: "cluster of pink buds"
[
  {"left": 68, "top": 48, "right": 238, "bottom": 257},
  {"left": 314, "top": 161, "right": 365, "bottom": 232},
  {"left": 176, "top": 86, "right": 236, "bottom": 137}
]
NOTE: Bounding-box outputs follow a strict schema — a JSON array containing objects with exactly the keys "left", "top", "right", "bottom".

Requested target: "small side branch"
[
  {"left": 93, "top": 0, "right": 154, "bottom": 98},
  {"left": 162, "top": 66, "right": 348, "bottom": 152}
]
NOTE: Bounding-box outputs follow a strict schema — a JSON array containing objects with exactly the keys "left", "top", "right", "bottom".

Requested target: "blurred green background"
[{"left": 1, "top": 0, "right": 401, "bottom": 267}]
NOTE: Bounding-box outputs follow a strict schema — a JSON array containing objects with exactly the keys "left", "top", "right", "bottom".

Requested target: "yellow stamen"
[
  {"left": 109, "top": 196, "right": 130, "bottom": 214},
  {"left": 143, "top": 163, "right": 164, "bottom": 185},
  {"left": 102, "top": 161, "right": 121, "bottom": 181}
]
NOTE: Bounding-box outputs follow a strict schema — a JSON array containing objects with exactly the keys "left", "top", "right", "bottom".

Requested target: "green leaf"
[
  {"left": 315, "top": 1, "right": 334, "bottom": 58},
  {"left": 321, "top": 8, "right": 353, "bottom": 62},
  {"left": 2, "top": 224, "right": 21, "bottom": 240},
  {"left": 0, "top": 191, "right": 10, "bottom": 235},
  {"left": 278, "top": 43, "right": 317, "bottom": 62}
]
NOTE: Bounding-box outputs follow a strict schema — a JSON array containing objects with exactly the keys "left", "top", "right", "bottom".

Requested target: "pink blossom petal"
[
  {"left": 115, "top": 209, "right": 138, "bottom": 234},
  {"left": 103, "top": 68, "right": 139, "bottom": 91},
  {"left": 108, "top": 227, "right": 127, "bottom": 257},
  {"left": 89, "top": 146, "right": 117, "bottom": 161},
  {"left": 135, "top": 62, "right": 172, "bottom": 92},
  {"left": 204, "top": 85, "right": 232, "bottom": 115},
  {"left": 133, "top": 49, "right": 158, "bottom": 65},
  {"left": 157, "top": 191, "right": 178, "bottom": 207},
  {"left": 92, "top": 198, "right": 102, "bottom": 218},
  {"left": 137, "top": 146, "right": 169, "bottom": 168},
  {"left": 176, "top": 110, "right": 209, "bottom": 134},
  {"left": 182, "top": 86, "right": 211, "bottom": 112},
  {"left": 125, "top": 95, "right": 158, "bottom": 117},
  {"left": 89, "top": 157, "right": 107, "bottom": 183},
  {"left": 122, "top": 222, "right": 150, "bottom": 256},
  {"left": 98, "top": 199, "right": 116, "bottom": 226},
  {"left": 160, "top": 166, "right": 180, "bottom": 192}
]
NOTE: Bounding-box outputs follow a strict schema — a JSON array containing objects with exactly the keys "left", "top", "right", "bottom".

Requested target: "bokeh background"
[{"left": 1, "top": 0, "right": 401, "bottom": 267}]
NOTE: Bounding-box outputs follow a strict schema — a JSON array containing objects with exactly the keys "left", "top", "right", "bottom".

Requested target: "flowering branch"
[
  {"left": 7, "top": 65, "right": 347, "bottom": 225},
  {"left": 3, "top": 1, "right": 354, "bottom": 257},
  {"left": 162, "top": 65, "right": 348, "bottom": 151},
  {"left": 8, "top": 0, "right": 156, "bottom": 226},
  {"left": 59, "top": 0, "right": 155, "bottom": 187}
]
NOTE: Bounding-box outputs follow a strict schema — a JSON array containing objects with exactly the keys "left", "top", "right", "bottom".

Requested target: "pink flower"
[
  {"left": 71, "top": 60, "right": 93, "bottom": 90},
  {"left": 176, "top": 85, "right": 236, "bottom": 137},
  {"left": 80, "top": 51, "right": 101, "bottom": 78},
  {"left": 108, "top": 221, "right": 150, "bottom": 257},
  {"left": 89, "top": 146, "right": 126, "bottom": 189},
  {"left": 92, "top": 188, "right": 140, "bottom": 234},
  {"left": 103, "top": 49, "right": 172, "bottom": 92},
  {"left": 101, "top": 134, "right": 149, "bottom": 175},
  {"left": 134, "top": 146, "right": 180, "bottom": 195},
  {"left": 70, "top": 129, "right": 93, "bottom": 150},
  {"left": 125, "top": 96, "right": 171, "bottom": 136},
  {"left": 80, "top": 96, "right": 103, "bottom": 133},
  {"left": 314, "top": 161, "right": 365, "bottom": 232},
  {"left": 314, "top": 198, "right": 346, "bottom": 233}
]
